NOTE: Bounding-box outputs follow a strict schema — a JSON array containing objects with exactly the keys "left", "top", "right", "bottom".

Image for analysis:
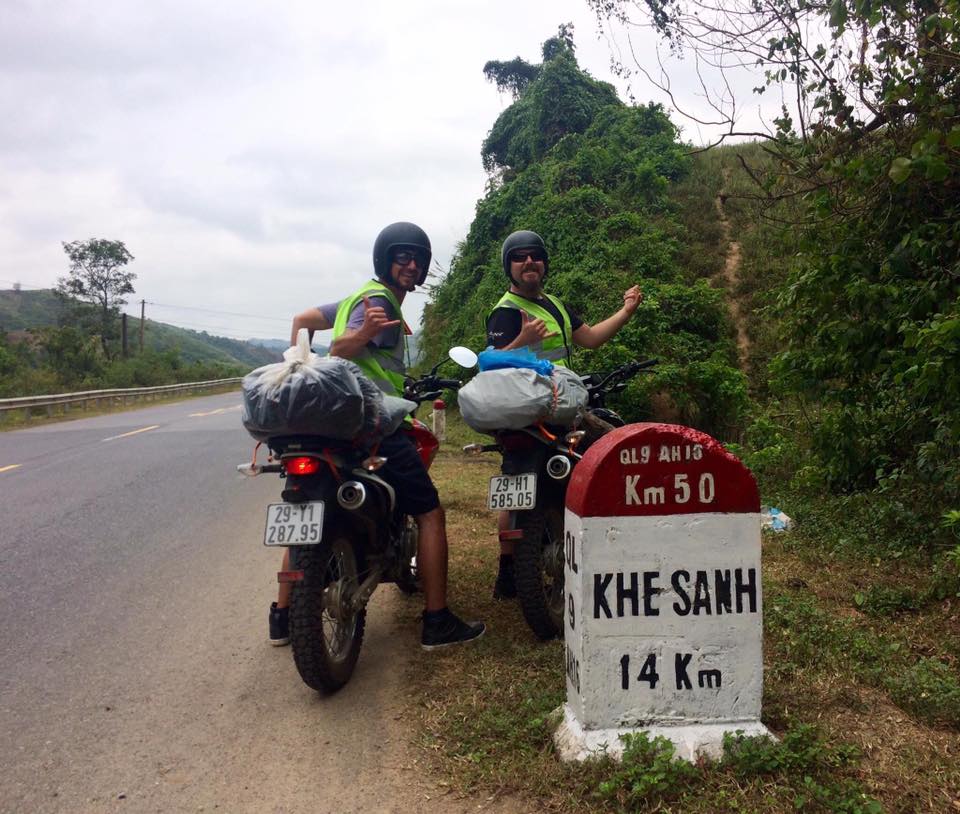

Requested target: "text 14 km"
[
  {"left": 620, "top": 652, "right": 722, "bottom": 692},
  {"left": 263, "top": 501, "right": 324, "bottom": 546},
  {"left": 625, "top": 472, "right": 715, "bottom": 507}
]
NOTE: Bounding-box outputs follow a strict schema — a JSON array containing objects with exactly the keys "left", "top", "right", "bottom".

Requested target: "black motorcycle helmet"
[
  {"left": 501, "top": 230, "right": 549, "bottom": 283},
  {"left": 372, "top": 221, "right": 432, "bottom": 287}
]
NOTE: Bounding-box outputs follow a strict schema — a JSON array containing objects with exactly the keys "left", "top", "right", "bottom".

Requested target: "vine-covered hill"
[{"left": 422, "top": 36, "right": 745, "bottom": 440}]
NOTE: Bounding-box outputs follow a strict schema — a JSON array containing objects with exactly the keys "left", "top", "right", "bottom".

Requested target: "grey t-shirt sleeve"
[
  {"left": 346, "top": 296, "right": 401, "bottom": 349},
  {"left": 317, "top": 301, "right": 339, "bottom": 326}
]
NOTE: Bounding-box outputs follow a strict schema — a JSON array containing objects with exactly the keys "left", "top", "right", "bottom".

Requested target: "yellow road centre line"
[
  {"left": 0, "top": 464, "right": 21, "bottom": 473},
  {"left": 101, "top": 425, "right": 161, "bottom": 442}
]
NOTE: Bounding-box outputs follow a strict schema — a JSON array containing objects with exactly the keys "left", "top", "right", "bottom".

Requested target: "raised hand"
[
  {"left": 516, "top": 309, "right": 559, "bottom": 346},
  {"left": 622, "top": 285, "right": 643, "bottom": 316},
  {"left": 360, "top": 295, "right": 401, "bottom": 338}
]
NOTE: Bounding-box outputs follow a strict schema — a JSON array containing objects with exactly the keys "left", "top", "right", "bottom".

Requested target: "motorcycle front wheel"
[
  {"left": 514, "top": 504, "right": 565, "bottom": 640},
  {"left": 289, "top": 534, "right": 367, "bottom": 693}
]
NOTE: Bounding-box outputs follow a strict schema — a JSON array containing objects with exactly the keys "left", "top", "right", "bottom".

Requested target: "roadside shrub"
[
  {"left": 884, "top": 657, "right": 960, "bottom": 730},
  {"left": 722, "top": 725, "right": 860, "bottom": 776},
  {"left": 595, "top": 732, "right": 699, "bottom": 808}
]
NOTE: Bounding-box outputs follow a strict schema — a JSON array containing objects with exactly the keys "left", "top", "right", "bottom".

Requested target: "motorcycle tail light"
[{"left": 283, "top": 456, "right": 322, "bottom": 476}]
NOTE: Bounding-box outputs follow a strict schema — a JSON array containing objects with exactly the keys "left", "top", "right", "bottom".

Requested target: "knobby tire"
[
  {"left": 289, "top": 534, "right": 366, "bottom": 693},
  {"left": 513, "top": 504, "right": 565, "bottom": 640}
]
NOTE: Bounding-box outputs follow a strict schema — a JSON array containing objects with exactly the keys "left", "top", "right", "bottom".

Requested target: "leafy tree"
[
  {"left": 57, "top": 238, "right": 136, "bottom": 359},
  {"left": 590, "top": 0, "right": 960, "bottom": 497},
  {"left": 482, "top": 57, "right": 540, "bottom": 99},
  {"left": 36, "top": 325, "right": 105, "bottom": 387},
  {"left": 481, "top": 43, "right": 620, "bottom": 174},
  {"left": 425, "top": 31, "right": 747, "bottom": 439},
  {"left": 0, "top": 333, "right": 29, "bottom": 395},
  {"left": 481, "top": 23, "right": 577, "bottom": 100},
  {"left": 541, "top": 22, "right": 576, "bottom": 61}
]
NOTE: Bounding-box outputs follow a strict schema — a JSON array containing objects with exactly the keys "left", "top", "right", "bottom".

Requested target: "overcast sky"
[{"left": 0, "top": 0, "right": 774, "bottom": 344}]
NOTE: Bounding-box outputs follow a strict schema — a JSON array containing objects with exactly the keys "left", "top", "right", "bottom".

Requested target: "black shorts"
[{"left": 377, "top": 430, "right": 440, "bottom": 517}]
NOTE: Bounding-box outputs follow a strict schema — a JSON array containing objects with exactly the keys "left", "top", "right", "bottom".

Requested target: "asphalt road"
[{"left": 0, "top": 394, "right": 511, "bottom": 814}]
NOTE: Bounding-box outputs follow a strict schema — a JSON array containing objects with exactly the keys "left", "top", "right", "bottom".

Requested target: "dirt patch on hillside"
[{"left": 713, "top": 175, "right": 751, "bottom": 369}]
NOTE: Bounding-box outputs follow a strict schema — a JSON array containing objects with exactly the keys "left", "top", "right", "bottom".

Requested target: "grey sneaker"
[
  {"left": 421, "top": 609, "right": 485, "bottom": 651},
  {"left": 269, "top": 602, "right": 289, "bottom": 646}
]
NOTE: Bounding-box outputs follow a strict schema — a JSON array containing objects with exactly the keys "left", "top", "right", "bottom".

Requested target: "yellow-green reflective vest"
[
  {"left": 490, "top": 291, "right": 572, "bottom": 367},
  {"left": 332, "top": 280, "right": 408, "bottom": 397}
]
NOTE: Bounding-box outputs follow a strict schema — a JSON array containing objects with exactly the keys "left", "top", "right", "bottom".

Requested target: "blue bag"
[{"left": 477, "top": 346, "right": 554, "bottom": 376}]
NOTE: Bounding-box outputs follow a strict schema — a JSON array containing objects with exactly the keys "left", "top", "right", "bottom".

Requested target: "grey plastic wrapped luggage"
[
  {"left": 241, "top": 330, "right": 414, "bottom": 443},
  {"left": 457, "top": 366, "right": 588, "bottom": 432}
]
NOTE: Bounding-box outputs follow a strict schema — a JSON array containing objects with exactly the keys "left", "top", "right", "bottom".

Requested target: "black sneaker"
[
  {"left": 269, "top": 602, "right": 289, "bottom": 646},
  {"left": 493, "top": 565, "right": 517, "bottom": 600},
  {"left": 421, "top": 609, "right": 485, "bottom": 651}
]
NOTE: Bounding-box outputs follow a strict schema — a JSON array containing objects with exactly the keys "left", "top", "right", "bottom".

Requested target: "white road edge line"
[
  {"left": 0, "top": 464, "right": 21, "bottom": 473},
  {"left": 101, "top": 425, "right": 161, "bottom": 442}
]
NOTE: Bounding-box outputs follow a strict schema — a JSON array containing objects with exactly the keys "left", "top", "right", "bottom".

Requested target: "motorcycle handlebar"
[
  {"left": 587, "top": 358, "right": 658, "bottom": 396},
  {"left": 403, "top": 376, "right": 462, "bottom": 403}
]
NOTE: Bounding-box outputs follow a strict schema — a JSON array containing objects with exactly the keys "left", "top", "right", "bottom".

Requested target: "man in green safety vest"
[
  {"left": 485, "top": 229, "right": 643, "bottom": 599},
  {"left": 269, "top": 222, "right": 484, "bottom": 651}
]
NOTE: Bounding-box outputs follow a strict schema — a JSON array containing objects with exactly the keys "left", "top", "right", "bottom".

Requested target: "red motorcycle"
[
  {"left": 243, "top": 360, "right": 462, "bottom": 692},
  {"left": 463, "top": 358, "right": 657, "bottom": 639}
]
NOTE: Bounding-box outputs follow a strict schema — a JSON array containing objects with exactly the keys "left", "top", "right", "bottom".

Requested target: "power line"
[{"left": 126, "top": 316, "right": 287, "bottom": 341}]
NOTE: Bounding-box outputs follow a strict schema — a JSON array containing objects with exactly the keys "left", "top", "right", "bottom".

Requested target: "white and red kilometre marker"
[{"left": 555, "top": 423, "right": 772, "bottom": 762}]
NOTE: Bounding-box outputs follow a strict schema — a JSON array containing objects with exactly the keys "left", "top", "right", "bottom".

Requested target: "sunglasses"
[
  {"left": 392, "top": 249, "right": 426, "bottom": 268},
  {"left": 509, "top": 250, "right": 545, "bottom": 264}
]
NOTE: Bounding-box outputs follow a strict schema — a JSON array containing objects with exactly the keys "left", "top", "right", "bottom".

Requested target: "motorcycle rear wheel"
[
  {"left": 289, "top": 535, "right": 366, "bottom": 693},
  {"left": 514, "top": 505, "right": 565, "bottom": 640}
]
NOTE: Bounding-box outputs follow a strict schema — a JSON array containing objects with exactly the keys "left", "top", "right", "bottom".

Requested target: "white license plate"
[
  {"left": 488, "top": 474, "right": 537, "bottom": 511},
  {"left": 263, "top": 502, "right": 324, "bottom": 546}
]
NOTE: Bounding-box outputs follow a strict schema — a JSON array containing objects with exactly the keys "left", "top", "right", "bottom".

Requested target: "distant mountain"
[
  {"left": 248, "top": 337, "right": 330, "bottom": 355},
  {"left": 143, "top": 321, "right": 280, "bottom": 367},
  {"left": 0, "top": 289, "right": 281, "bottom": 369},
  {"left": 0, "top": 288, "right": 65, "bottom": 329}
]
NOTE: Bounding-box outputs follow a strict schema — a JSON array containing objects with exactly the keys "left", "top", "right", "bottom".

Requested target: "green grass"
[
  {"left": 401, "top": 409, "right": 960, "bottom": 813},
  {"left": 403, "top": 144, "right": 960, "bottom": 809}
]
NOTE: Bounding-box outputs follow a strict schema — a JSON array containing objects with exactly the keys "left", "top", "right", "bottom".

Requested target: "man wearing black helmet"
[
  {"left": 486, "top": 229, "right": 642, "bottom": 599},
  {"left": 270, "top": 222, "right": 485, "bottom": 651}
]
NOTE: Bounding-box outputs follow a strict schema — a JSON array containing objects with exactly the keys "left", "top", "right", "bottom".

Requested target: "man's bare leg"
[{"left": 415, "top": 506, "right": 448, "bottom": 612}]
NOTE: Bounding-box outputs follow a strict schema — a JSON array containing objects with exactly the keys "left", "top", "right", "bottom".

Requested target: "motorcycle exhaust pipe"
[
  {"left": 546, "top": 454, "right": 572, "bottom": 480},
  {"left": 337, "top": 481, "right": 367, "bottom": 510}
]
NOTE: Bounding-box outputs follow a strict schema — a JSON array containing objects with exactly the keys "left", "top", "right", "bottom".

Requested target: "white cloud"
[{"left": 0, "top": 0, "right": 774, "bottom": 344}]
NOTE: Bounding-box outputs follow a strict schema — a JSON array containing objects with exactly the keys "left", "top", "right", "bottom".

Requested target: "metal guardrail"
[{"left": 0, "top": 378, "right": 243, "bottom": 419}]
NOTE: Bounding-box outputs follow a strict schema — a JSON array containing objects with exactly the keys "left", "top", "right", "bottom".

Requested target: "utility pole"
[
  {"left": 121, "top": 313, "right": 129, "bottom": 358},
  {"left": 139, "top": 299, "right": 145, "bottom": 353}
]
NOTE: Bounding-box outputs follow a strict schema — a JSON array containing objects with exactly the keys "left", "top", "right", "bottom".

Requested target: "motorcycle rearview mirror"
[{"left": 448, "top": 346, "right": 478, "bottom": 369}]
